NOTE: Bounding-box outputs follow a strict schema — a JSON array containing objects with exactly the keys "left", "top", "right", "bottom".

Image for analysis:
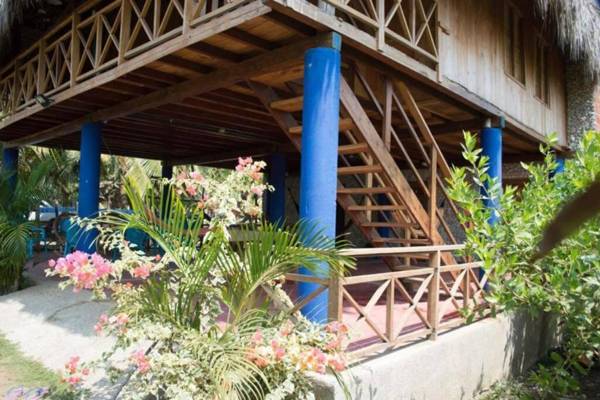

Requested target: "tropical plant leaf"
[{"left": 532, "top": 179, "right": 600, "bottom": 261}]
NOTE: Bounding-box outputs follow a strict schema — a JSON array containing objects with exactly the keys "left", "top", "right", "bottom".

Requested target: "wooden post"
[
  {"left": 428, "top": 146, "right": 437, "bottom": 238},
  {"left": 70, "top": 14, "right": 80, "bottom": 86},
  {"left": 463, "top": 263, "right": 471, "bottom": 311},
  {"left": 11, "top": 61, "right": 19, "bottom": 112},
  {"left": 36, "top": 41, "right": 46, "bottom": 95},
  {"left": 377, "top": 0, "right": 385, "bottom": 51},
  {"left": 119, "top": 0, "right": 132, "bottom": 64},
  {"left": 386, "top": 277, "right": 395, "bottom": 340},
  {"left": 427, "top": 250, "right": 440, "bottom": 340},
  {"left": 95, "top": 16, "right": 102, "bottom": 70},
  {"left": 382, "top": 78, "right": 392, "bottom": 150},
  {"left": 328, "top": 277, "right": 343, "bottom": 322},
  {"left": 183, "top": 0, "right": 192, "bottom": 34}
]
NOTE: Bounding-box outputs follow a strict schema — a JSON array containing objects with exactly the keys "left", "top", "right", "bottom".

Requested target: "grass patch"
[{"left": 0, "top": 333, "right": 60, "bottom": 395}]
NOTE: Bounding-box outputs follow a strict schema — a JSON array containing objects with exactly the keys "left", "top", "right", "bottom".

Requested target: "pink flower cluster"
[
  {"left": 61, "top": 356, "right": 89, "bottom": 387},
  {"left": 94, "top": 312, "right": 129, "bottom": 335},
  {"left": 246, "top": 320, "right": 349, "bottom": 374},
  {"left": 47, "top": 252, "right": 114, "bottom": 292},
  {"left": 130, "top": 349, "right": 151, "bottom": 374},
  {"left": 236, "top": 157, "right": 265, "bottom": 191}
]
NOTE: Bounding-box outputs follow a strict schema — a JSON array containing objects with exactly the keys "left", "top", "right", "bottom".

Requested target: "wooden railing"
[
  {"left": 284, "top": 244, "right": 490, "bottom": 357},
  {"left": 319, "top": 0, "right": 438, "bottom": 64},
  {"left": 0, "top": 0, "right": 252, "bottom": 119}
]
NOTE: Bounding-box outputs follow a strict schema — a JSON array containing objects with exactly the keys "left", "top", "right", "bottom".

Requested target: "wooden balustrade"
[
  {"left": 278, "top": 244, "right": 490, "bottom": 358},
  {"left": 319, "top": 0, "right": 438, "bottom": 64},
  {"left": 0, "top": 0, "right": 249, "bottom": 119}
]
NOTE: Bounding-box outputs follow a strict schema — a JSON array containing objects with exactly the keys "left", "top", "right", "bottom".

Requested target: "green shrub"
[{"left": 448, "top": 131, "right": 600, "bottom": 396}]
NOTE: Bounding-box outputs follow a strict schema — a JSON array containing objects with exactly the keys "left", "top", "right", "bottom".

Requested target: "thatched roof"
[{"left": 535, "top": 0, "right": 600, "bottom": 77}]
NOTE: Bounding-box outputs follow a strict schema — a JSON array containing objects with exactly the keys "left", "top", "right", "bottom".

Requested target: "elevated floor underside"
[{"left": 0, "top": 6, "right": 549, "bottom": 165}]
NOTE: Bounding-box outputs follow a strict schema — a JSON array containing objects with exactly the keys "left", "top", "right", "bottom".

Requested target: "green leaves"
[{"left": 449, "top": 130, "right": 600, "bottom": 397}]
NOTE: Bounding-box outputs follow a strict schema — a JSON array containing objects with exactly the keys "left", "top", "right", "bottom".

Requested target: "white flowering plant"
[{"left": 47, "top": 157, "right": 355, "bottom": 399}]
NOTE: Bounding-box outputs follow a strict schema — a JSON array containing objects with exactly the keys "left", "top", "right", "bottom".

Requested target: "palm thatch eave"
[{"left": 534, "top": 0, "right": 600, "bottom": 78}]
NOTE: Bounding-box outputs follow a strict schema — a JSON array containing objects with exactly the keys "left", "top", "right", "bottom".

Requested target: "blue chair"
[
  {"left": 125, "top": 229, "right": 148, "bottom": 252},
  {"left": 59, "top": 218, "right": 79, "bottom": 256},
  {"left": 26, "top": 226, "right": 48, "bottom": 259}
]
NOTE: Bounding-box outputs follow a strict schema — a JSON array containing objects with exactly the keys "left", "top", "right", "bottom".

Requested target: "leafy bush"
[
  {"left": 47, "top": 158, "right": 354, "bottom": 399},
  {"left": 448, "top": 131, "right": 600, "bottom": 396},
  {"left": 0, "top": 156, "right": 51, "bottom": 294}
]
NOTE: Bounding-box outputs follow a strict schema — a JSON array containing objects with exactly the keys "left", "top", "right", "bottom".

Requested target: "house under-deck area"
[{"left": 0, "top": 0, "right": 570, "bottom": 358}]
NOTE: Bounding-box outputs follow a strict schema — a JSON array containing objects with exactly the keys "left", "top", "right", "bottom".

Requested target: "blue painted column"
[
  {"left": 481, "top": 126, "right": 502, "bottom": 225},
  {"left": 553, "top": 157, "right": 565, "bottom": 176},
  {"left": 266, "top": 153, "right": 286, "bottom": 225},
  {"left": 298, "top": 40, "right": 341, "bottom": 323},
  {"left": 161, "top": 162, "right": 173, "bottom": 179},
  {"left": 77, "top": 122, "right": 102, "bottom": 252},
  {"left": 3, "top": 147, "right": 19, "bottom": 190}
]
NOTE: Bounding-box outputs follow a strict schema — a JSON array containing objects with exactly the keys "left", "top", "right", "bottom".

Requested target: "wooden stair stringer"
[
  {"left": 250, "top": 81, "right": 401, "bottom": 269},
  {"left": 339, "top": 78, "right": 456, "bottom": 266}
]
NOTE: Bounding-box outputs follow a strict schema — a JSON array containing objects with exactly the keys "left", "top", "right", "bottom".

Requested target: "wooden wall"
[{"left": 437, "top": 0, "right": 568, "bottom": 145}]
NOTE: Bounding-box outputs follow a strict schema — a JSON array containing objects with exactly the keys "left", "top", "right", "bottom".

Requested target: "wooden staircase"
[{"left": 250, "top": 64, "right": 461, "bottom": 267}]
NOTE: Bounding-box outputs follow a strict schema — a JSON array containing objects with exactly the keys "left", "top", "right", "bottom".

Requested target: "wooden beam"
[
  {"left": 4, "top": 33, "right": 339, "bottom": 148},
  {"left": 221, "top": 28, "right": 277, "bottom": 51},
  {"left": 167, "top": 144, "right": 281, "bottom": 166}
]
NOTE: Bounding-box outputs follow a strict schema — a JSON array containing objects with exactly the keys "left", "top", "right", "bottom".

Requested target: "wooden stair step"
[
  {"left": 337, "top": 187, "right": 393, "bottom": 194},
  {"left": 347, "top": 204, "right": 403, "bottom": 211},
  {"left": 372, "top": 238, "right": 431, "bottom": 244},
  {"left": 338, "top": 142, "right": 369, "bottom": 155},
  {"left": 289, "top": 118, "right": 354, "bottom": 135},
  {"left": 361, "top": 222, "right": 416, "bottom": 228},
  {"left": 337, "top": 164, "right": 383, "bottom": 175},
  {"left": 270, "top": 96, "right": 303, "bottom": 112}
]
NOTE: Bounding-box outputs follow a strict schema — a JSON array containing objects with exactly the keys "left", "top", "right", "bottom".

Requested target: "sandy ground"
[{"left": 0, "top": 256, "right": 122, "bottom": 399}]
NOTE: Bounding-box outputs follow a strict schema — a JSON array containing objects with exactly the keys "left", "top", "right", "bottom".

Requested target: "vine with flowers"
[{"left": 45, "top": 157, "right": 355, "bottom": 400}]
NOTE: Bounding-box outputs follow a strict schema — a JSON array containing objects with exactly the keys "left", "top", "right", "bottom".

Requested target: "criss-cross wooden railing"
[
  {"left": 0, "top": 0, "right": 251, "bottom": 118},
  {"left": 281, "top": 244, "right": 490, "bottom": 358},
  {"left": 318, "top": 0, "right": 438, "bottom": 64}
]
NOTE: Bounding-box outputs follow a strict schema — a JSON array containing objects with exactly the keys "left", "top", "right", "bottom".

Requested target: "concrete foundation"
[{"left": 312, "top": 311, "right": 558, "bottom": 400}]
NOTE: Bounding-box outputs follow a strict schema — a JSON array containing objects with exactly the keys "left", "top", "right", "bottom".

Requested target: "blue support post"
[
  {"left": 298, "top": 42, "right": 341, "bottom": 323},
  {"left": 2, "top": 147, "right": 19, "bottom": 190},
  {"left": 481, "top": 126, "right": 502, "bottom": 225},
  {"left": 161, "top": 162, "right": 173, "bottom": 179},
  {"left": 553, "top": 157, "right": 565, "bottom": 176},
  {"left": 266, "top": 153, "right": 286, "bottom": 226},
  {"left": 377, "top": 194, "right": 391, "bottom": 237},
  {"left": 77, "top": 122, "right": 102, "bottom": 252}
]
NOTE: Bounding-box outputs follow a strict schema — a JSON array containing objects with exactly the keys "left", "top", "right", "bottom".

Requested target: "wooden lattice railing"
[
  {"left": 0, "top": 0, "right": 251, "bottom": 118},
  {"left": 283, "top": 244, "right": 490, "bottom": 358},
  {"left": 318, "top": 0, "right": 438, "bottom": 64}
]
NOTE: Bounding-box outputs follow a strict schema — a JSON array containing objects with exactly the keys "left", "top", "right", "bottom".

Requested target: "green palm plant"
[
  {"left": 91, "top": 174, "right": 354, "bottom": 398},
  {"left": 0, "top": 155, "right": 51, "bottom": 293}
]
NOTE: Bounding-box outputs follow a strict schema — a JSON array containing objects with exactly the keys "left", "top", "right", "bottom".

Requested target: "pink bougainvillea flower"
[
  {"left": 190, "top": 171, "right": 204, "bottom": 182},
  {"left": 185, "top": 185, "right": 197, "bottom": 196},
  {"left": 250, "top": 186, "right": 264, "bottom": 196},
  {"left": 327, "top": 354, "right": 346, "bottom": 372},
  {"left": 251, "top": 330, "right": 263, "bottom": 345},
  {"left": 65, "top": 356, "right": 80, "bottom": 374},
  {"left": 130, "top": 349, "right": 151, "bottom": 374},
  {"left": 279, "top": 320, "right": 294, "bottom": 336},
  {"left": 132, "top": 264, "right": 151, "bottom": 279},
  {"left": 94, "top": 314, "right": 109, "bottom": 334},
  {"left": 115, "top": 313, "right": 129, "bottom": 326}
]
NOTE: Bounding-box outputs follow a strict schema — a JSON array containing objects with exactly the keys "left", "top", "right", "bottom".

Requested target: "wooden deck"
[{"left": 281, "top": 244, "right": 489, "bottom": 358}]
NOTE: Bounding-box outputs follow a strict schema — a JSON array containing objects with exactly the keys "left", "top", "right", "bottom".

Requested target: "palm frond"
[{"left": 217, "top": 221, "right": 355, "bottom": 323}]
